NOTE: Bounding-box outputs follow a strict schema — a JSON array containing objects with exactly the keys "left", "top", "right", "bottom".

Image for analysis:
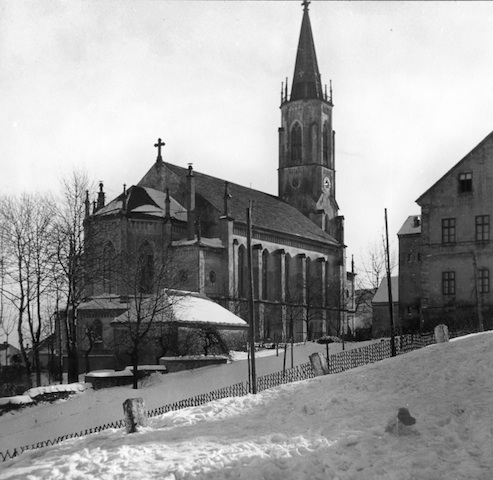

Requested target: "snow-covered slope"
[
  {"left": 1, "top": 333, "right": 492, "bottom": 479},
  {"left": 0, "top": 340, "right": 367, "bottom": 454}
]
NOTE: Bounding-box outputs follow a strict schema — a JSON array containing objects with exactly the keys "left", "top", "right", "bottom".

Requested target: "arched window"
[
  {"left": 138, "top": 242, "right": 154, "bottom": 294},
  {"left": 291, "top": 123, "right": 302, "bottom": 165},
  {"left": 285, "top": 254, "right": 291, "bottom": 301},
  {"left": 262, "top": 250, "right": 269, "bottom": 300},
  {"left": 238, "top": 245, "right": 247, "bottom": 298},
  {"left": 103, "top": 242, "right": 116, "bottom": 294},
  {"left": 310, "top": 123, "right": 318, "bottom": 161},
  {"left": 323, "top": 123, "right": 329, "bottom": 166},
  {"left": 91, "top": 319, "right": 103, "bottom": 343}
]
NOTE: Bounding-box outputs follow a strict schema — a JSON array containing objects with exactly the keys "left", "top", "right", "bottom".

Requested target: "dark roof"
[
  {"left": 290, "top": 4, "right": 324, "bottom": 101},
  {"left": 164, "top": 162, "right": 339, "bottom": 246},
  {"left": 398, "top": 215, "right": 422, "bottom": 236}
]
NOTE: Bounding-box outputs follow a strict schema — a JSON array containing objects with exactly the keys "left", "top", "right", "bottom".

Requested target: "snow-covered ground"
[
  {"left": 2, "top": 334, "right": 493, "bottom": 479},
  {"left": 0, "top": 340, "right": 365, "bottom": 454}
]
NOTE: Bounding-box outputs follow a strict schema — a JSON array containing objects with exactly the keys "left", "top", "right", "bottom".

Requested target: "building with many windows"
[
  {"left": 398, "top": 131, "right": 493, "bottom": 331},
  {"left": 74, "top": 3, "right": 348, "bottom": 371}
]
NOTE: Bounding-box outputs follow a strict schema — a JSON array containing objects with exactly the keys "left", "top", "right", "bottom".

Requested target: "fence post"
[
  {"left": 434, "top": 324, "right": 450, "bottom": 343},
  {"left": 309, "top": 352, "right": 329, "bottom": 376},
  {"left": 123, "top": 398, "right": 146, "bottom": 434}
]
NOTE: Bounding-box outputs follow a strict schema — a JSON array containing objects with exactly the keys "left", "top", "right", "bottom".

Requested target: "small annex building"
[{"left": 371, "top": 276, "right": 399, "bottom": 338}]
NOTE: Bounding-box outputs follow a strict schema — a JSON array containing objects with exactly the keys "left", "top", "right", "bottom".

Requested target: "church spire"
[{"left": 290, "top": 1, "right": 323, "bottom": 101}]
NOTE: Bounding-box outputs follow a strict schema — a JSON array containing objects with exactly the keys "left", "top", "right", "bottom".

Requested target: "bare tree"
[
  {"left": 356, "top": 238, "right": 397, "bottom": 291},
  {"left": 110, "top": 247, "right": 192, "bottom": 389},
  {"left": 54, "top": 170, "right": 95, "bottom": 383},
  {"left": 0, "top": 193, "right": 57, "bottom": 385}
]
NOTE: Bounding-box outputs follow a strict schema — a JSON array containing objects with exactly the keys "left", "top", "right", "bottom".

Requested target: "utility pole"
[
  {"left": 385, "top": 208, "right": 396, "bottom": 356},
  {"left": 247, "top": 203, "right": 257, "bottom": 393}
]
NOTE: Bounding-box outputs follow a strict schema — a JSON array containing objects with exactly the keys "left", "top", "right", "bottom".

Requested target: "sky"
[
  {"left": 2, "top": 1, "right": 493, "bottom": 269},
  {"left": 1, "top": 332, "right": 492, "bottom": 478}
]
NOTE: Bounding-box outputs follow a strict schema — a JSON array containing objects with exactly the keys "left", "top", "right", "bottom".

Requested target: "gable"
[{"left": 417, "top": 130, "right": 493, "bottom": 206}]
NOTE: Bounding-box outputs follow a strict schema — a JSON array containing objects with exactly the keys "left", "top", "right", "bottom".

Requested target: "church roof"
[
  {"left": 92, "top": 185, "right": 187, "bottom": 221},
  {"left": 290, "top": 2, "right": 324, "bottom": 101},
  {"left": 163, "top": 162, "right": 339, "bottom": 246}
]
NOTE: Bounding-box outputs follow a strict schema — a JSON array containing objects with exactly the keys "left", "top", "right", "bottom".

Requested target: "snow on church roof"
[{"left": 111, "top": 290, "right": 248, "bottom": 330}]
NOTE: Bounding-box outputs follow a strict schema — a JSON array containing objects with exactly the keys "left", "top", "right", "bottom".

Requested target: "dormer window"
[{"left": 458, "top": 172, "right": 472, "bottom": 193}]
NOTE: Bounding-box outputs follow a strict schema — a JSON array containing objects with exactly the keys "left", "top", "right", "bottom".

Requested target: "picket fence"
[{"left": 0, "top": 329, "right": 474, "bottom": 462}]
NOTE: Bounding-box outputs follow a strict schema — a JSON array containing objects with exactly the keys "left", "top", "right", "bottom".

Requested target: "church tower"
[{"left": 278, "top": 1, "right": 340, "bottom": 240}]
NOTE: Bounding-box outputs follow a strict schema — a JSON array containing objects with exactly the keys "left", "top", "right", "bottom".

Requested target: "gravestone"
[
  {"left": 309, "top": 352, "right": 329, "bottom": 376},
  {"left": 434, "top": 324, "right": 450, "bottom": 343},
  {"left": 123, "top": 397, "right": 146, "bottom": 434}
]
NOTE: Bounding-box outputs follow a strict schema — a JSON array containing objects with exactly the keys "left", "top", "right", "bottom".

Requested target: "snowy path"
[{"left": 1, "top": 333, "right": 492, "bottom": 479}]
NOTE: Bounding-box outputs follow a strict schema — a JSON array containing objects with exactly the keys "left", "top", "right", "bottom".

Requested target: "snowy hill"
[{"left": 1, "top": 333, "right": 493, "bottom": 479}]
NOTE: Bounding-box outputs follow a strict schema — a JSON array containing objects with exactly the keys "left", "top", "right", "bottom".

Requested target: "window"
[
  {"left": 138, "top": 242, "right": 154, "bottom": 294},
  {"left": 262, "top": 250, "right": 268, "bottom": 300},
  {"left": 91, "top": 319, "right": 103, "bottom": 343},
  {"left": 476, "top": 215, "right": 490, "bottom": 242},
  {"left": 102, "top": 242, "right": 116, "bottom": 294},
  {"left": 442, "top": 218, "right": 456, "bottom": 244},
  {"left": 407, "top": 253, "right": 412, "bottom": 263},
  {"left": 442, "top": 271, "right": 455, "bottom": 295},
  {"left": 417, "top": 253, "right": 422, "bottom": 262},
  {"left": 458, "top": 172, "right": 472, "bottom": 193},
  {"left": 290, "top": 124, "right": 302, "bottom": 165},
  {"left": 479, "top": 268, "right": 490, "bottom": 294},
  {"left": 322, "top": 123, "right": 329, "bottom": 166}
]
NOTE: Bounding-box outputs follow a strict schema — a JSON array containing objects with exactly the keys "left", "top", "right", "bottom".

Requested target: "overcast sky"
[{"left": 2, "top": 0, "right": 493, "bottom": 269}]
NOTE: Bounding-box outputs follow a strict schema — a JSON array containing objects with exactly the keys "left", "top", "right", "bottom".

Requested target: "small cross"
[
  {"left": 302, "top": 0, "right": 310, "bottom": 11},
  {"left": 154, "top": 138, "right": 165, "bottom": 160}
]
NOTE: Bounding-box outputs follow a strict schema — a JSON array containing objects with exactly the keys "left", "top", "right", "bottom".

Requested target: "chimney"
[
  {"left": 187, "top": 164, "right": 196, "bottom": 240},
  {"left": 413, "top": 216, "right": 421, "bottom": 228}
]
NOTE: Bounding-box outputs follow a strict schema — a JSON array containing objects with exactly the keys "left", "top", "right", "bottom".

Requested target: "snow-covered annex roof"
[{"left": 111, "top": 290, "right": 248, "bottom": 330}]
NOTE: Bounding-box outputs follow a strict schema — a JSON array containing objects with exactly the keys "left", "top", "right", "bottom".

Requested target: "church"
[{"left": 78, "top": 2, "right": 348, "bottom": 369}]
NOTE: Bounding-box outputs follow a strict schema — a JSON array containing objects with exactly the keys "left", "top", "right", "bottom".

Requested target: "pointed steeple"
[{"left": 290, "top": 1, "right": 323, "bottom": 101}]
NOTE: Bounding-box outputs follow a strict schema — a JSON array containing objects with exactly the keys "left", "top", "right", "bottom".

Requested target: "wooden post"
[
  {"left": 385, "top": 208, "right": 396, "bottom": 356},
  {"left": 123, "top": 398, "right": 146, "bottom": 434},
  {"left": 291, "top": 337, "right": 294, "bottom": 368},
  {"left": 247, "top": 204, "right": 257, "bottom": 394},
  {"left": 283, "top": 343, "right": 287, "bottom": 375}
]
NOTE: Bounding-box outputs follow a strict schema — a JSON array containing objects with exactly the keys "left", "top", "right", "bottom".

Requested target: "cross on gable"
[{"left": 154, "top": 138, "right": 165, "bottom": 160}]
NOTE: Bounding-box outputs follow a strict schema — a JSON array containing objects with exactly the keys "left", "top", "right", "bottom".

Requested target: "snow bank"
[
  {"left": 1, "top": 332, "right": 492, "bottom": 479},
  {"left": 0, "top": 396, "right": 34, "bottom": 407},
  {"left": 25, "top": 383, "right": 90, "bottom": 399}
]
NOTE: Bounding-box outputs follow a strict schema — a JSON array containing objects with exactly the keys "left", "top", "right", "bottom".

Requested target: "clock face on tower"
[{"left": 323, "top": 176, "right": 331, "bottom": 192}]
